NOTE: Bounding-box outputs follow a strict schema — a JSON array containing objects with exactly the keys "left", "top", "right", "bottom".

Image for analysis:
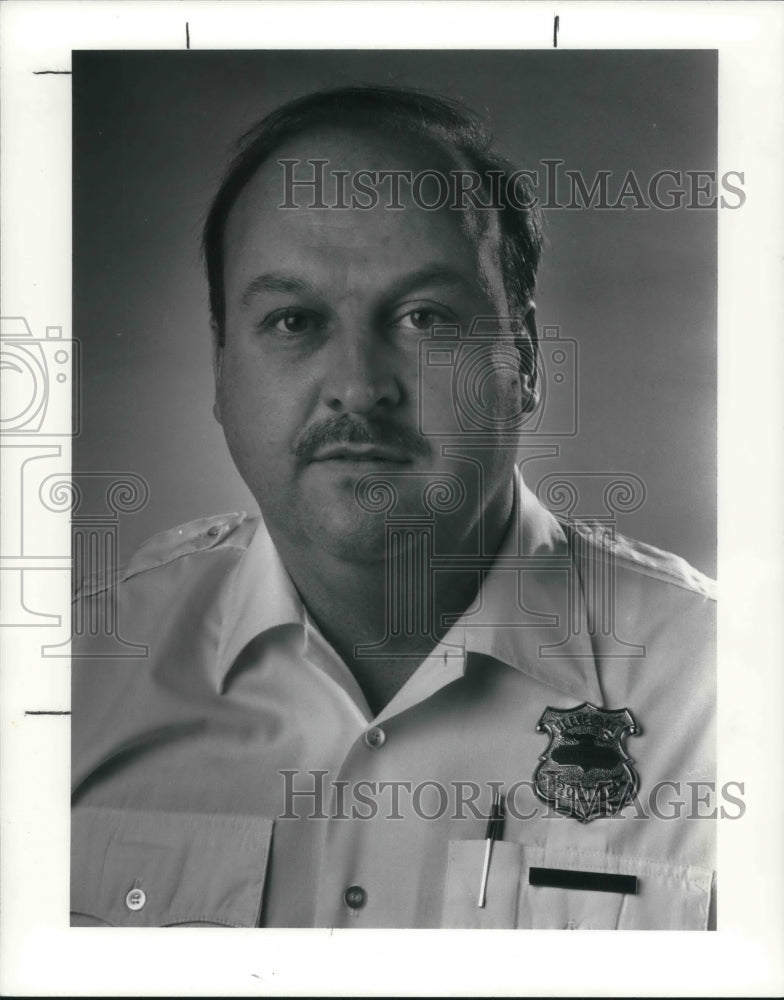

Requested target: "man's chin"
[
  {"left": 302, "top": 505, "right": 390, "bottom": 563},
  {"left": 264, "top": 469, "right": 464, "bottom": 564}
]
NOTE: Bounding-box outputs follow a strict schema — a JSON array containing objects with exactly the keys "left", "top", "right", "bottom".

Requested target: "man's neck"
[{"left": 268, "top": 482, "right": 515, "bottom": 715}]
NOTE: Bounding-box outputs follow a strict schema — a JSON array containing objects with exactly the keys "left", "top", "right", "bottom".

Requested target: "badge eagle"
[{"left": 534, "top": 702, "right": 640, "bottom": 822}]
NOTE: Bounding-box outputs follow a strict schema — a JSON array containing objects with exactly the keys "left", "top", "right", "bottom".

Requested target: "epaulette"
[
  {"left": 74, "top": 511, "right": 249, "bottom": 600},
  {"left": 564, "top": 518, "right": 716, "bottom": 601}
]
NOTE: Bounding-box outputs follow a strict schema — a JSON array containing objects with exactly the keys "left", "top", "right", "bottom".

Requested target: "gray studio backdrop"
[{"left": 73, "top": 50, "right": 716, "bottom": 576}]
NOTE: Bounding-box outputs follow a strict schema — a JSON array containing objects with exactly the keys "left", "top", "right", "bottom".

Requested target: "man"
[{"left": 71, "top": 86, "right": 716, "bottom": 928}]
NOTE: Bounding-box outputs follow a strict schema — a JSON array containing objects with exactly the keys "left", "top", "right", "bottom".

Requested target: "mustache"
[{"left": 292, "top": 414, "right": 430, "bottom": 461}]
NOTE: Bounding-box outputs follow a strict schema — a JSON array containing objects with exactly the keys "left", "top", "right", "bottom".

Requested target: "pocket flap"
[{"left": 71, "top": 806, "right": 273, "bottom": 927}]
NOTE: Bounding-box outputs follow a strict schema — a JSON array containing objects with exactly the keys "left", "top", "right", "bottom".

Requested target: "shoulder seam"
[
  {"left": 73, "top": 513, "right": 256, "bottom": 601},
  {"left": 615, "top": 557, "right": 717, "bottom": 601},
  {"left": 73, "top": 540, "right": 252, "bottom": 603},
  {"left": 562, "top": 519, "right": 716, "bottom": 601}
]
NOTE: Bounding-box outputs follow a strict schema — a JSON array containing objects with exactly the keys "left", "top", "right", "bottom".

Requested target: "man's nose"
[{"left": 321, "top": 328, "right": 402, "bottom": 415}]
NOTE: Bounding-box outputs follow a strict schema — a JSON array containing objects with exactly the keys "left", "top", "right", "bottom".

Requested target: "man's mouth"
[{"left": 311, "top": 444, "right": 413, "bottom": 463}]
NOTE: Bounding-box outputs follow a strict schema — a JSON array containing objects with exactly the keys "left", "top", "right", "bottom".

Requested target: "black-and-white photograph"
[
  {"left": 2, "top": 2, "right": 782, "bottom": 996},
  {"left": 70, "top": 49, "right": 718, "bottom": 929}
]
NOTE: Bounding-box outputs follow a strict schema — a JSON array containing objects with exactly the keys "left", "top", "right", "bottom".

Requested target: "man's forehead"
[
  {"left": 278, "top": 122, "right": 424, "bottom": 167},
  {"left": 229, "top": 124, "right": 458, "bottom": 217},
  {"left": 270, "top": 122, "right": 456, "bottom": 180},
  {"left": 221, "top": 123, "right": 509, "bottom": 309}
]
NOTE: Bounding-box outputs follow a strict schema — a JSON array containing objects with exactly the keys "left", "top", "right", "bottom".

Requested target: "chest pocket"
[
  {"left": 71, "top": 806, "right": 273, "bottom": 927},
  {"left": 442, "top": 841, "right": 713, "bottom": 930}
]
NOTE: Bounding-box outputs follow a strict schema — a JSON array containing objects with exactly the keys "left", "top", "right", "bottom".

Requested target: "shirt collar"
[
  {"left": 214, "top": 468, "right": 601, "bottom": 704},
  {"left": 458, "top": 469, "right": 602, "bottom": 703},
  {"left": 213, "top": 517, "right": 306, "bottom": 693}
]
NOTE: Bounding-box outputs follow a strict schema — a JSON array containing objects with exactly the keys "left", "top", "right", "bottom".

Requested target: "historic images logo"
[{"left": 534, "top": 703, "right": 640, "bottom": 822}]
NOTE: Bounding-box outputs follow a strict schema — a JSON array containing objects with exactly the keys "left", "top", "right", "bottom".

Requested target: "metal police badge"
[{"left": 534, "top": 702, "right": 640, "bottom": 822}]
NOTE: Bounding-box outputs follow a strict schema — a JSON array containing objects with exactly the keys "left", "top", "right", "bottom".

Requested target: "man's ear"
[
  {"left": 210, "top": 318, "right": 224, "bottom": 425},
  {"left": 517, "top": 303, "right": 540, "bottom": 413}
]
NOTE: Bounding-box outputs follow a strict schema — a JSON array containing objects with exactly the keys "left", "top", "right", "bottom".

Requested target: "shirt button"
[
  {"left": 364, "top": 726, "right": 386, "bottom": 749},
  {"left": 125, "top": 887, "right": 146, "bottom": 911},
  {"left": 344, "top": 884, "right": 367, "bottom": 910}
]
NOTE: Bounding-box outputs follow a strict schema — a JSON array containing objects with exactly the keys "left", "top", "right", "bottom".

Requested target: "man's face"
[{"left": 214, "top": 127, "right": 525, "bottom": 561}]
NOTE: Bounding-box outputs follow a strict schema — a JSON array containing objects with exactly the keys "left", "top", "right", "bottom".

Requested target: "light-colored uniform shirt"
[{"left": 71, "top": 475, "right": 716, "bottom": 929}]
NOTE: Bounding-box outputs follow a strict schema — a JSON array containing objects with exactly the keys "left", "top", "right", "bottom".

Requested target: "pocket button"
[{"left": 125, "top": 887, "right": 146, "bottom": 911}]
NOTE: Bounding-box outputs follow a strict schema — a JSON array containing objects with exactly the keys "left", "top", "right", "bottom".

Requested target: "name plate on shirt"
[{"left": 529, "top": 867, "right": 639, "bottom": 895}]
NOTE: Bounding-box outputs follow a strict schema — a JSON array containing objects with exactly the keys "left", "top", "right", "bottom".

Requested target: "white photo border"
[{"left": 1, "top": 1, "right": 782, "bottom": 996}]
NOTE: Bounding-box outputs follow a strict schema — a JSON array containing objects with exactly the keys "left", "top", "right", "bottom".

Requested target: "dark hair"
[{"left": 202, "top": 84, "right": 544, "bottom": 349}]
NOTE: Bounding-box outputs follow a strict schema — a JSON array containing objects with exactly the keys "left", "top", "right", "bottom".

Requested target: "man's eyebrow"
[
  {"left": 382, "top": 264, "right": 474, "bottom": 302},
  {"left": 239, "top": 264, "right": 474, "bottom": 309},
  {"left": 240, "top": 273, "right": 312, "bottom": 307}
]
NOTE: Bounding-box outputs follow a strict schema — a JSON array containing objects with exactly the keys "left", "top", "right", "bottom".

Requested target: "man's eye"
[
  {"left": 396, "top": 307, "right": 450, "bottom": 331},
  {"left": 262, "top": 309, "right": 323, "bottom": 336}
]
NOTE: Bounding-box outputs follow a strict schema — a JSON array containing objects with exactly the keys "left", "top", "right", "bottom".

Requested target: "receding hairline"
[{"left": 220, "top": 117, "right": 489, "bottom": 221}]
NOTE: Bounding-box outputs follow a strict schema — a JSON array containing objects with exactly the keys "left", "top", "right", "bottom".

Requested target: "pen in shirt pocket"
[{"left": 477, "top": 791, "right": 506, "bottom": 908}]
